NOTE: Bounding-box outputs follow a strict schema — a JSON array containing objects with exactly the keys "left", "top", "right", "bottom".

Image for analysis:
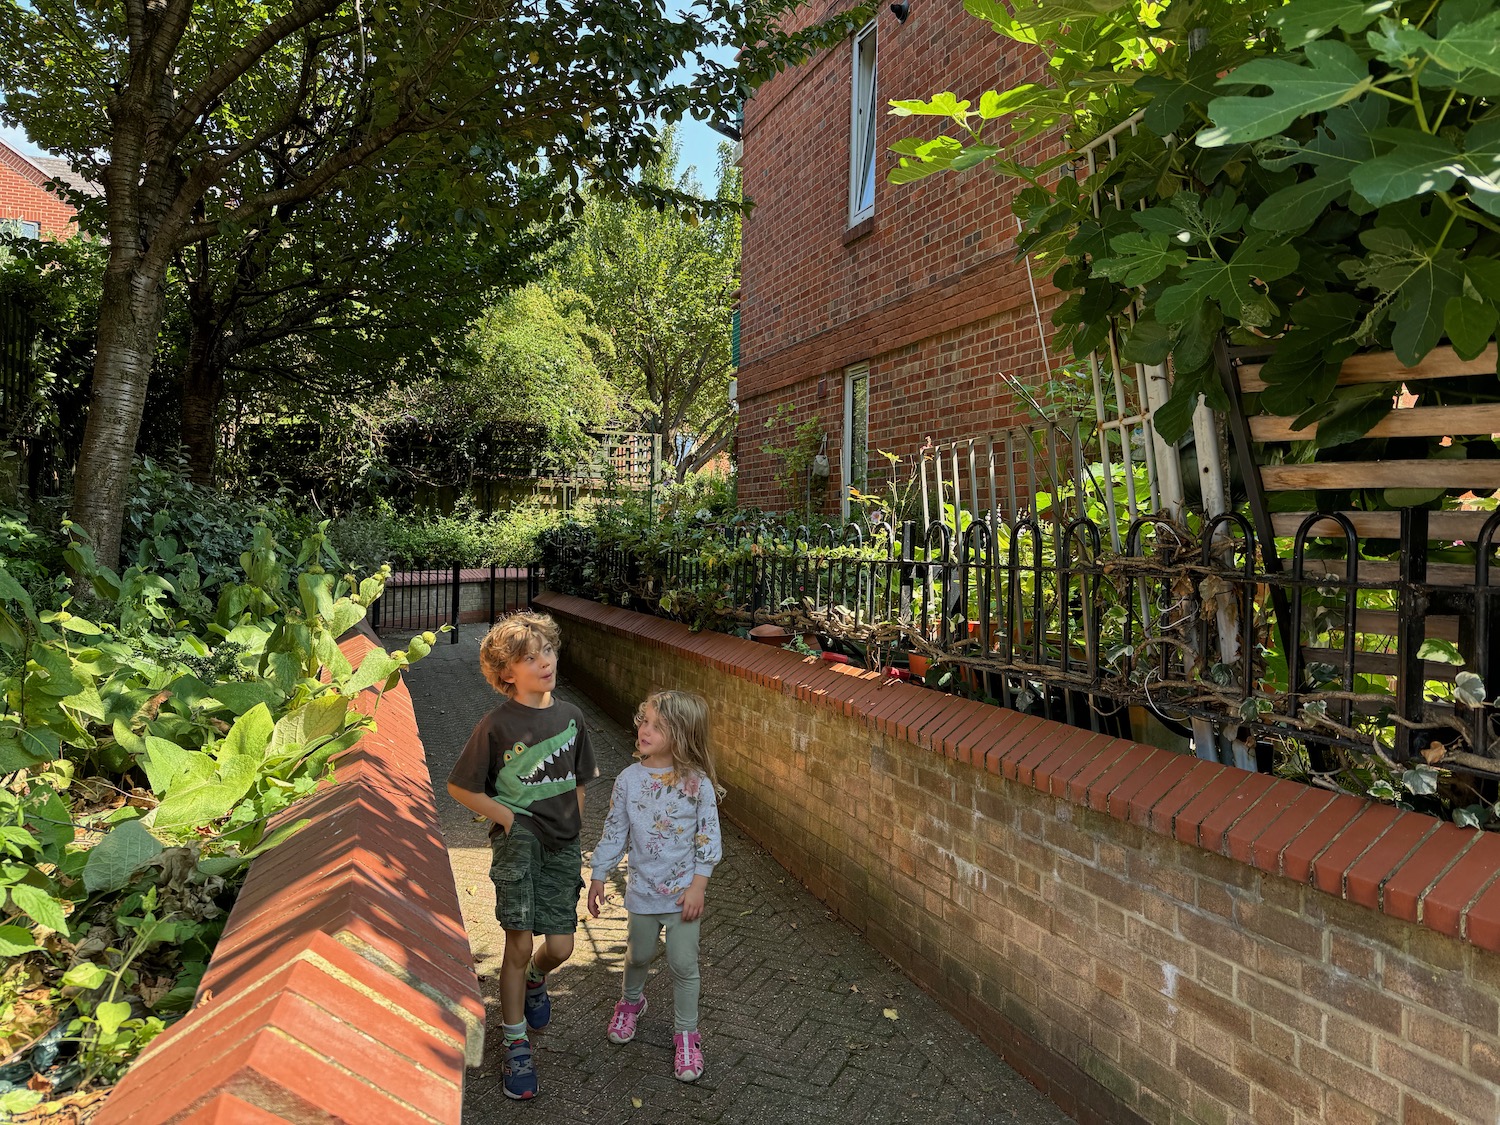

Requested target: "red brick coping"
[
  {"left": 535, "top": 591, "right": 1500, "bottom": 953},
  {"left": 96, "top": 630, "right": 482, "bottom": 1125}
]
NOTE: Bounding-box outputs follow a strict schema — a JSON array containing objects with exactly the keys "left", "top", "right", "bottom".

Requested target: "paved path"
[{"left": 404, "top": 624, "right": 1075, "bottom": 1125}]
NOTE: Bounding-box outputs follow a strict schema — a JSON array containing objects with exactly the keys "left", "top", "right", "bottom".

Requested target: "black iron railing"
[
  {"left": 370, "top": 564, "right": 541, "bottom": 640},
  {"left": 542, "top": 511, "right": 1500, "bottom": 785}
]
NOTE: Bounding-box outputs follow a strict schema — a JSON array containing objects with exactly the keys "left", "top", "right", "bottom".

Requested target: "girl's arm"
[
  {"left": 586, "top": 774, "right": 632, "bottom": 916},
  {"left": 693, "top": 777, "right": 723, "bottom": 875},
  {"left": 677, "top": 874, "right": 710, "bottom": 921},
  {"left": 677, "top": 776, "right": 723, "bottom": 922}
]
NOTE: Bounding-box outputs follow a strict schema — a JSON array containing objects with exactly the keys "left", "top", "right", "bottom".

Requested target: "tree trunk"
[
  {"left": 71, "top": 258, "right": 169, "bottom": 571},
  {"left": 180, "top": 306, "right": 228, "bottom": 486}
]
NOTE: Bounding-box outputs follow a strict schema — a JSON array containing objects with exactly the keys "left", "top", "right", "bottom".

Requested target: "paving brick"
[{"left": 406, "top": 621, "right": 1079, "bottom": 1125}]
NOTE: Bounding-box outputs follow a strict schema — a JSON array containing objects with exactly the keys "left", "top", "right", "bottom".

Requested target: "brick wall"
[
  {"left": 736, "top": 3, "right": 1063, "bottom": 512},
  {"left": 539, "top": 592, "right": 1500, "bottom": 1125},
  {"left": 0, "top": 144, "right": 80, "bottom": 238},
  {"left": 96, "top": 629, "right": 482, "bottom": 1124}
]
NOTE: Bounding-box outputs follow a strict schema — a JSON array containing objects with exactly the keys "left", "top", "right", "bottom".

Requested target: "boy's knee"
[
  {"left": 502, "top": 931, "right": 534, "bottom": 965},
  {"left": 543, "top": 933, "right": 575, "bottom": 964}
]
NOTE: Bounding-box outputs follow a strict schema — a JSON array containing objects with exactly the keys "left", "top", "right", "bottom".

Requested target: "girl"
[{"left": 586, "top": 690, "right": 723, "bottom": 1082}]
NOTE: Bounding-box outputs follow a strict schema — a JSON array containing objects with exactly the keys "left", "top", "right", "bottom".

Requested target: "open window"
[{"left": 849, "top": 23, "right": 877, "bottom": 225}]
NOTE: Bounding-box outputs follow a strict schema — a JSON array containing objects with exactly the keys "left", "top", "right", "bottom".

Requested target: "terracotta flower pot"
[
  {"left": 907, "top": 652, "right": 930, "bottom": 678},
  {"left": 749, "top": 624, "right": 793, "bottom": 646}
]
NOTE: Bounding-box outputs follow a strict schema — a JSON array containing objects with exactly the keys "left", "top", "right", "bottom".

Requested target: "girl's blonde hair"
[
  {"left": 479, "top": 611, "right": 561, "bottom": 697},
  {"left": 637, "top": 690, "right": 720, "bottom": 792}
]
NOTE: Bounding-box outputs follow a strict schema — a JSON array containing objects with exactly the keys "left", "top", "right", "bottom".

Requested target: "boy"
[{"left": 447, "top": 611, "right": 597, "bottom": 1101}]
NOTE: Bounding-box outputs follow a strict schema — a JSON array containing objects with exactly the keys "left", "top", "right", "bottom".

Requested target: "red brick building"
[
  {"left": 0, "top": 139, "right": 95, "bottom": 239},
  {"left": 734, "top": 4, "right": 1060, "bottom": 516}
]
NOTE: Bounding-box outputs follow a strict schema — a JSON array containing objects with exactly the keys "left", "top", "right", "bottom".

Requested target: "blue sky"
[
  {"left": 675, "top": 117, "right": 730, "bottom": 196},
  {"left": 0, "top": 123, "right": 40, "bottom": 158}
]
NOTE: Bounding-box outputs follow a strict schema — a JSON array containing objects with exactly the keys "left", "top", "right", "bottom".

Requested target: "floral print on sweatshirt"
[{"left": 589, "top": 763, "right": 723, "bottom": 914}]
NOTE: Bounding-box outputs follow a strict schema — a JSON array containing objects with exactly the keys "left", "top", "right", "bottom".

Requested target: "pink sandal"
[
  {"left": 607, "top": 996, "right": 647, "bottom": 1043},
  {"left": 673, "top": 1030, "right": 704, "bottom": 1082}
]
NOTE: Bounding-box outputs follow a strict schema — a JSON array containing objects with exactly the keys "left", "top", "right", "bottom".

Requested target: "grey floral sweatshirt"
[{"left": 589, "top": 763, "right": 723, "bottom": 914}]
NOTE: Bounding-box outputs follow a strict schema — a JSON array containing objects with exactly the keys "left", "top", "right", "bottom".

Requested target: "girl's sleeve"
[
  {"left": 693, "top": 778, "right": 723, "bottom": 877},
  {"left": 588, "top": 772, "right": 632, "bottom": 881}
]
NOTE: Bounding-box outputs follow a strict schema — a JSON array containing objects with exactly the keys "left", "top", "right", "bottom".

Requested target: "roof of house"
[
  {"left": 0, "top": 138, "right": 102, "bottom": 197},
  {"left": 28, "top": 155, "right": 99, "bottom": 197}
]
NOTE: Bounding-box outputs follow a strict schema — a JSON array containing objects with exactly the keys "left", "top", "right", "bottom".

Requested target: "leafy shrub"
[
  {"left": 655, "top": 470, "right": 737, "bottom": 523},
  {"left": 328, "top": 500, "right": 569, "bottom": 568},
  {"left": 0, "top": 515, "right": 431, "bottom": 1108},
  {"left": 120, "top": 459, "right": 310, "bottom": 593}
]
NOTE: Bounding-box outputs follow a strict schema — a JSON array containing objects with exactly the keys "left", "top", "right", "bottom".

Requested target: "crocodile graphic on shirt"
[{"left": 492, "top": 720, "right": 581, "bottom": 811}]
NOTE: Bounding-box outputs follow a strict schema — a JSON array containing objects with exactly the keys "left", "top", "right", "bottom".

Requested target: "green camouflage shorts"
[{"left": 489, "top": 825, "right": 584, "bottom": 935}]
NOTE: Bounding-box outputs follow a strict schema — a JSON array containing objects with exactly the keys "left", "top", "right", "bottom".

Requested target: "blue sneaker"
[
  {"left": 524, "top": 977, "right": 551, "bottom": 1030},
  {"left": 502, "top": 1037, "right": 537, "bottom": 1100}
]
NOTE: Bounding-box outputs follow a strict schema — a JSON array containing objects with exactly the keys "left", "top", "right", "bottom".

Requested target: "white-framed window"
[
  {"left": 842, "top": 364, "right": 870, "bottom": 519},
  {"left": 848, "top": 23, "right": 878, "bottom": 225},
  {"left": 0, "top": 219, "right": 40, "bottom": 239}
]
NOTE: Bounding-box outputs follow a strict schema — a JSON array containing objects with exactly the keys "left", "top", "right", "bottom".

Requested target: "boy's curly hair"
[{"left": 479, "top": 611, "right": 561, "bottom": 697}]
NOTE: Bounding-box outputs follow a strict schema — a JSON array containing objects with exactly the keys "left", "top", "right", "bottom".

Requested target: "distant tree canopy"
[
  {"left": 0, "top": 0, "right": 874, "bottom": 565},
  {"left": 346, "top": 284, "right": 617, "bottom": 497},
  {"left": 557, "top": 133, "right": 741, "bottom": 482}
]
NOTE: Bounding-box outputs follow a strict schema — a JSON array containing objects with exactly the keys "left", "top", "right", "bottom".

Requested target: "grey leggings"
[{"left": 623, "top": 911, "right": 701, "bottom": 1032}]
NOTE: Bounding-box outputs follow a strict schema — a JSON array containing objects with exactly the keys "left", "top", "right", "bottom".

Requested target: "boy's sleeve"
[
  {"left": 693, "top": 778, "right": 723, "bottom": 877},
  {"left": 447, "top": 715, "right": 492, "bottom": 793},
  {"left": 575, "top": 718, "right": 599, "bottom": 784},
  {"left": 589, "top": 772, "right": 632, "bottom": 881}
]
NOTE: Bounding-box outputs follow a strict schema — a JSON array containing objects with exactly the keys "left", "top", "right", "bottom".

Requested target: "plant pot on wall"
[
  {"left": 907, "top": 652, "right": 930, "bottom": 678},
  {"left": 749, "top": 624, "right": 820, "bottom": 651},
  {"left": 750, "top": 624, "right": 793, "bottom": 646}
]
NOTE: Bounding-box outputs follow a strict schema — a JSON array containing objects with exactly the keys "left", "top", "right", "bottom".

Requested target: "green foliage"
[
  {"left": 760, "top": 404, "right": 830, "bottom": 516},
  {"left": 0, "top": 0, "right": 852, "bottom": 569},
  {"left": 0, "top": 512, "right": 431, "bottom": 1091},
  {"left": 887, "top": 0, "right": 1500, "bottom": 450},
  {"left": 461, "top": 287, "right": 617, "bottom": 452},
  {"left": 327, "top": 500, "right": 569, "bottom": 569},
  {"left": 0, "top": 234, "right": 103, "bottom": 492},
  {"left": 121, "top": 460, "right": 311, "bottom": 595},
  {"left": 362, "top": 286, "right": 617, "bottom": 498},
  {"left": 553, "top": 131, "right": 741, "bottom": 481}
]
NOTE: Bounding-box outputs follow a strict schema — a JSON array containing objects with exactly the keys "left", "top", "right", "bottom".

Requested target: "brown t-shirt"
[{"left": 448, "top": 697, "right": 598, "bottom": 849}]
